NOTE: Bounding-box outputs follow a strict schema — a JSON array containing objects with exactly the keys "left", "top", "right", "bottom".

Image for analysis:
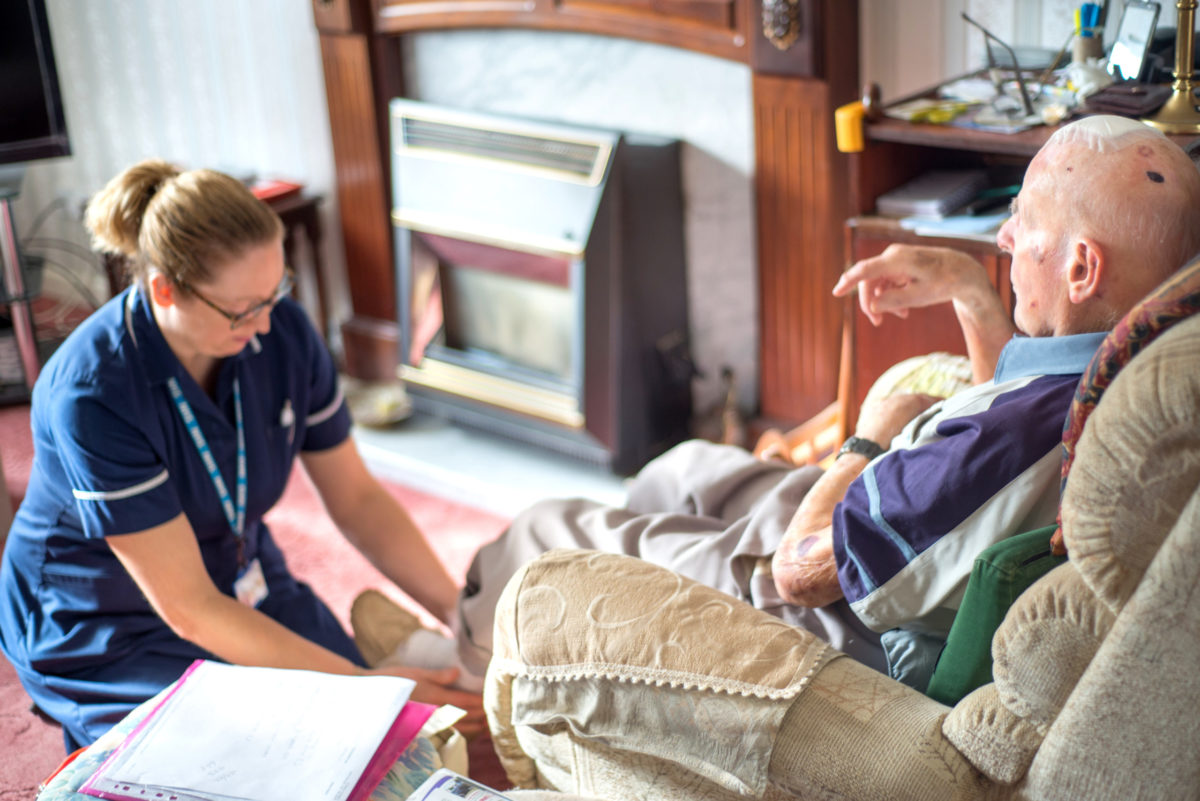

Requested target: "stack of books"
[{"left": 875, "top": 170, "right": 989, "bottom": 219}]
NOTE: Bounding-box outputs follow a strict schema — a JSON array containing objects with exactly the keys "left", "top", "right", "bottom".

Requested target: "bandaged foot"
[{"left": 350, "top": 589, "right": 485, "bottom": 693}]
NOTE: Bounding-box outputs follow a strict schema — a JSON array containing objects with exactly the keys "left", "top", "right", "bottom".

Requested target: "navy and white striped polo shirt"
[{"left": 833, "top": 332, "right": 1105, "bottom": 636}]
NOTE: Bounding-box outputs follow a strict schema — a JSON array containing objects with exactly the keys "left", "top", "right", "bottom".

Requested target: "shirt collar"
[{"left": 993, "top": 332, "right": 1107, "bottom": 383}]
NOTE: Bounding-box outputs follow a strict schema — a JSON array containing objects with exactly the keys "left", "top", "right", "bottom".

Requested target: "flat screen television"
[{"left": 0, "top": 0, "right": 71, "bottom": 167}]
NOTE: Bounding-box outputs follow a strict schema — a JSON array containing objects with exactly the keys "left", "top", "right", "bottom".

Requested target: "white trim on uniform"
[
  {"left": 124, "top": 288, "right": 139, "bottom": 349},
  {"left": 72, "top": 469, "right": 169, "bottom": 502},
  {"left": 305, "top": 386, "right": 344, "bottom": 426}
]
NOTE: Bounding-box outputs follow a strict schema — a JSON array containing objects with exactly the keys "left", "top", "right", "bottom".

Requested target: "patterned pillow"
[
  {"left": 862, "top": 351, "right": 973, "bottom": 407},
  {"left": 1060, "top": 312, "right": 1200, "bottom": 614},
  {"left": 1057, "top": 254, "right": 1200, "bottom": 609}
]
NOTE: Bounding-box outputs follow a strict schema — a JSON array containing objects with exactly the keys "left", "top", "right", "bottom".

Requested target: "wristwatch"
[{"left": 837, "top": 436, "right": 887, "bottom": 462}]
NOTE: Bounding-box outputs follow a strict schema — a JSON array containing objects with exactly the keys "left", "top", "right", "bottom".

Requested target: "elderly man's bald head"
[
  {"left": 1031, "top": 115, "right": 1200, "bottom": 280},
  {"left": 997, "top": 116, "right": 1200, "bottom": 336}
]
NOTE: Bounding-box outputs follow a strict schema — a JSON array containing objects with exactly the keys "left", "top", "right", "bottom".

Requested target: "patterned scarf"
[{"left": 1053, "top": 255, "right": 1200, "bottom": 554}]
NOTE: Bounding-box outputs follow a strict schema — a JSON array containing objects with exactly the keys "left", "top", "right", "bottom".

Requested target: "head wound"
[{"left": 1046, "top": 114, "right": 1167, "bottom": 155}]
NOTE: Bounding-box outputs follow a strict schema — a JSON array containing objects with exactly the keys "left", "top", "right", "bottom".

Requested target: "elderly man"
[
  {"left": 440, "top": 116, "right": 1200, "bottom": 687},
  {"left": 470, "top": 115, "right": 1200, "bottom": 796},
  {"left": 769, "top": 113, "right": 1200, "bottom": 647},
  {"left": 471, "top": 117, "right": 1200, "bottom": 801},
  {"left": 363, "top": 117, "right": 1200, "bottom": 704},
  {"left": 452, "top": 116, "right": 1199, "bottom": 677}
]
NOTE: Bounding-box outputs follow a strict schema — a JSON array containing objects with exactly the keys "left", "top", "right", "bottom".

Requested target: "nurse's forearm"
[
  {"left": 106, "top": 518, "right": 364, "bottom": 674},
  {"left": 301, "top": 441, "right": 460, "bottom": 626},
  {"left": 335, "top": 485, "right": 459, "bottom": 626},
  {"left": 176, "top": 591, "right": 364, "bottom": 674}
]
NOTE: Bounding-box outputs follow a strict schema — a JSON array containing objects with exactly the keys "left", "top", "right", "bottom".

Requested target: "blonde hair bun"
[
  {"left": 82, "top": 159, "right": 281, "bottom": 287},
  {"left": 84, "top": 159, "right": 181, "bottom": 257}
]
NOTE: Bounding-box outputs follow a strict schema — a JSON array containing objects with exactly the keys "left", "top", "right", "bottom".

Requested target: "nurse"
[{"left": 0, "top": 159, "right": 485, "bottom": 750}]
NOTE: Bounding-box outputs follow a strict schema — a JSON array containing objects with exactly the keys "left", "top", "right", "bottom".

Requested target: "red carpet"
[{"left": 0, "top": 403, "right": 511, "bottom": 796}]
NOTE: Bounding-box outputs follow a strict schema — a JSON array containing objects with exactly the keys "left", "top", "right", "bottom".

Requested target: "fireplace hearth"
[{"left": 391, "top": 100, "right": 692, "bottom": 474}]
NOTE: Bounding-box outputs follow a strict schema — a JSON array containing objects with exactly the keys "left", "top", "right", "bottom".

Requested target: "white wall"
[{"left": 12, "top": 0, "right": 343, "bottom": 332}]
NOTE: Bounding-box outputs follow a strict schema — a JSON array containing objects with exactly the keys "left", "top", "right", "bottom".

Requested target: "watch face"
[{"left": 840, "top": 436, "right": 885, "bottom": 461}]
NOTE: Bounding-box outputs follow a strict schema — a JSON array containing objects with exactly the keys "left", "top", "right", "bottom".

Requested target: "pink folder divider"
[
  {"left": 347, "top": 701, "right": 438, "bottom": 801},
  {"left": 80, "top": 658, "right": 208, "bottom": 801}
]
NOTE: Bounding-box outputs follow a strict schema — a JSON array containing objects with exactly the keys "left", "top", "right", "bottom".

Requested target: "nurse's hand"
[{"left": 365, "top": 664, "right": 488, "bottom": 739}]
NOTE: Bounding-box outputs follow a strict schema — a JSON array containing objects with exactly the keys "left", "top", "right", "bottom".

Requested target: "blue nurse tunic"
[{"left": 0, "top": 286, "right": 364, "bottom": 749}]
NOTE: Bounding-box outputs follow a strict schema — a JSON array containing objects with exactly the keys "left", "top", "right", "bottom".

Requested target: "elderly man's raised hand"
[
  {"left": 834, "top": 243, "right": 1017, "bottom": 383},
  {"left": 833, "top": 243, "right": 996, "bottom": 326}
]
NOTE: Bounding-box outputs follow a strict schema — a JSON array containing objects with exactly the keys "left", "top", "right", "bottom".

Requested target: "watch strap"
[{"left": 837, "top": 436, "right": 887, "bottom": 462}]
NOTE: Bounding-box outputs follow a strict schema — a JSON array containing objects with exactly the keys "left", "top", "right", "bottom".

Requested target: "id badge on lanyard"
[{"left": 168, "top": 375, "right": 267, "bottom": 607}]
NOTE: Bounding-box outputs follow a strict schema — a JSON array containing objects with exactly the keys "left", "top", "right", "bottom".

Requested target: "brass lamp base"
[
  {"left": 1144, "top": 0, "right": 1200, "bottom": 134},
  {"left": 1142, "top": 82, "right": 1200, "bottom": 134}
]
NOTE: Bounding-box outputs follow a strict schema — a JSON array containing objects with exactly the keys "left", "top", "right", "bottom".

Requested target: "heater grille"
[{"left": 400, "top": 116, "right": 604, "bottom": 180}]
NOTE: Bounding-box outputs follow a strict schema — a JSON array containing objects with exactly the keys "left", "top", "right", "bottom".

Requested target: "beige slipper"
[{"left": 350, "top": 588, "right": 426, "bottom": 668}]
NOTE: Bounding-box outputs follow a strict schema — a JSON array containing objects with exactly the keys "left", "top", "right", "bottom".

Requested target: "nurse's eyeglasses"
[{"left": 181, "top": 270, "right": 295, "bottom": 329}]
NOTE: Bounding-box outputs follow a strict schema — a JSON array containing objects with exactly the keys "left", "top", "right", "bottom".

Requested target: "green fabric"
[{"left": 925, "top": 525, "right": 1066, "bottom": 706}]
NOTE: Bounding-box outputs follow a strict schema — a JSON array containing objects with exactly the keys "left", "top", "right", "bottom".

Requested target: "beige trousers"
[
  {"left": 484, "top": 550, "right": 986, "bottom": 801},
  {"left": 458, "top": 440, "right": 884, "bottom": 679}
]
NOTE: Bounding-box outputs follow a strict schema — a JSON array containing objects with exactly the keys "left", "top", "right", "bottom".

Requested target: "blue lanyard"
[{"left": 167, "top": 375, "right": 247, "bottom": 564}]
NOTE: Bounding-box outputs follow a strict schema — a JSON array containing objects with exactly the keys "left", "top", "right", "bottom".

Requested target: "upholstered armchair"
[{"left": 482, "top": 258, "right": 1200, "bottom": 800}]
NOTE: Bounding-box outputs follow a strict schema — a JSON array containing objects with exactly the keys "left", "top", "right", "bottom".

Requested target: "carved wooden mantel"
[{"left": 312, "top": 0, "right": 859, "bottom": 427}]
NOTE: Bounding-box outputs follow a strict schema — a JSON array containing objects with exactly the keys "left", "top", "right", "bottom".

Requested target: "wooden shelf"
[
  {"left": 866, "top": 110, "right": 1198, "bottom": 159},
  {"left": 846, "top": 214, "right": 1004, "bottom": 244},
  {"left": 865, "top": 116, "right": 1054, "bottom": 158}
]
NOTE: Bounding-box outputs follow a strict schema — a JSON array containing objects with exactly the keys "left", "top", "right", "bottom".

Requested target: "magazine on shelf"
[
  {"left": 899, "top": 209, "right": 1009, "bottom": 242},
  {"left": 80, "top": 660, "right": 435, "bottom": 801},
  {"left": 406, "top": 769, "right": 517, "bottom": 801}
]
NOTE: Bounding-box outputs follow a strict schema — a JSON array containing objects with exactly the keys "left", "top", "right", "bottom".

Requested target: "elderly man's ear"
[{"left": 1067, "top": 238, "right": 1104, "bottom": 304}]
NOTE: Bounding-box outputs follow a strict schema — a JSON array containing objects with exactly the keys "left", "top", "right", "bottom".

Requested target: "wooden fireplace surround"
[{"left": 311, "top": 0, "right": 861, "bottom": 428}]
